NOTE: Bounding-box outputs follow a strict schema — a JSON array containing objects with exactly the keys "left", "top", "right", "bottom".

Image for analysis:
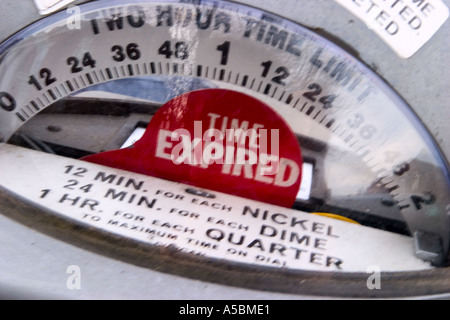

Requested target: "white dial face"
[{"left": 0, "top": 0, "right": 448, "bottom": 297}]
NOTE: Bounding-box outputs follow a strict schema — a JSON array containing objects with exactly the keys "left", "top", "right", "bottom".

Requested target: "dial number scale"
[{"left": 0, "top": 0, "right": 449, "bottom": 297}]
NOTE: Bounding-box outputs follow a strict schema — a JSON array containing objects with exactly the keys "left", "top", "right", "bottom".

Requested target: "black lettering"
[
  {"left": 158, "top": 41, "right": 189, "bottom": 60},
  {"left": 80, "top": 199, "right": 99, "bottom": 211},
  {"left": 310, "top": 252, "right": 323, "bottom": 265},
  {"left": 286, "top": 33, "right": 303, "bottom": 57},
  {"left": 265, "top": 25, "right": 288, "bottom": 49},
  {"left": 260, "top": 224, "right": 277, "bottom": 237},
  {"left": 95, "top": 171, "right": 116, "bottom": 183},
  {"left": 271, "top": 213, "right": 288, "bottom": 225},
  {"left": 312, "top": 222, "right": 325, "bottom": 234},
  {"left": 67, "top": 57, "right": 82, "bottom": 73},
  {"left": 106, "top": 14, "right": 124, "bottom": 31},
  {"left": 270, "top": 243, "right": 286, "bottom": 255},
  {"left": 290, "top": 233, "right": 310, "bottom": 246},
  {"left": 174, "top": 7, "right": 193, "bottom": 27},
  {"left": 247, "top": 239, "right": 265, "bottom": 251},
  {"left": 257, "top": 24, "right": 266, "bottom": 42},
  {"left": 228, "top": 233, "right": 245, "bottom": 245},
  {"left": 137, "top": 196, "right": 156, "bottom": 208},
  {"left": 303, "top": 83, "right": 322, "bottom": 101},
  {"left": 91, "top": 19, "right": 100, "bottom": 35},
  {"left": 93, "top": 174, "right": 145, "bottom": 190},
  {"left": 310, "top": 48, "right": 323, "bottom": 68},
  {"left": 290, "top": 218, "right": 308, "bottom": 230},
  {"left": 90, "top": 7, "right": 146, "bottom": 35},
  {"left": 242, "top": 205, "right": 260, "bottom": 218},
  {"left": 111, "top": 45, "right": 126, "bottom": 62},
  {"left": 327, "top": 226, "right": 339, "bottom": 238},
  {"left": 206, "top": 228, "right": 225, "bottom": 241},
  {"left": 59, "top": 193, "right": 81, "bottom": 206},
  {"left": 105, "top": 188, "right": 127, "bottom": 201},
  {"left": 111, "top": 43, "right": 141, "bottom": 62},
  {"left": 260, "top": 60, "right": 290, "bottom": 85},
  {"left": 314, "top": 238, "right": 327, "bottom": 250},
  {"left": 127, "top": 9, "right": 146, "bottom": 28},
  {"left": 290, "top": 247, "right": 307, "bottom": 260},
  {"left": 326, "top": 256, "right": 343, "bottom": 269},
  {"left": 216, "top": 41, "right": 230, "bottom": 65},
  {"left": 125, "top": 179, "right": 144, "bottom": 191},
  {"left": 272, "top": 66, "right": 289, "bottom": 85},
  {"left": 67, "top": 52, "right": 96, "bottom": 73},
  {"left": 214, "top": 12, "right": 231, "bottom": 33},
  {"left": 0, "top": 92, "right": 16, "bottom": 112},
  {"left": 243, "top": 18, "right": 259, "bottom": 38},
  {"left": 330, "top": 62, "right": 353, "bottom": 86},
  {"left": 157, "top": 5, "right": 173, "bottom": 27},
  {"left": 412, "top": 0, "right": 426, "bottom": 6},
  {"left": 65, "top": 166, "right": 87, "bottom": 177},
  {"left": 196, "top": 7, "right": 214, "bottom": 29},
  {"left": 28, "top": 68, "right": 57, "bottom": 91}
]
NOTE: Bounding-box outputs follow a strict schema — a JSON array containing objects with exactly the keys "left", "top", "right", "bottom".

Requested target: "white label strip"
[
  {"left": 0, "top": 143, "right": 432, "bottom": 272},
  {"left": 334, "top": 0, "right": 449, "bottom": 58}
]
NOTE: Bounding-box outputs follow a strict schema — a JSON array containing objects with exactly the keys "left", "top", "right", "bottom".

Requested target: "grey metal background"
[{"left": 0, "top": 0, "right": 448, "bottom": 299}]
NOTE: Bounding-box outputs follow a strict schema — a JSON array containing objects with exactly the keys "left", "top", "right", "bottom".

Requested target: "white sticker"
[
  {"left": 33, "top": 0, "right": 75, "bottom": 15},
  {"left": 334, "top": 0, "right": 449, "bottom": 58},
  {"left": 0, "top": 143, "right": 432, "bottom": 272}
]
